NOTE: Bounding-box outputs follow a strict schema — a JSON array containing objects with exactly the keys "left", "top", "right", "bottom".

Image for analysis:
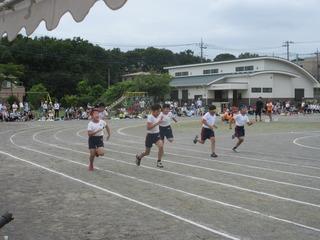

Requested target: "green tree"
[
  {"left": 99, "top": 74, "right": 171, "bottom": 105},
  {"left": 27, "top": 83, "right": 48, "bottom": 109},
  {"left": 214, "top": 53, "right": 236, "bottom": 62},
  {"left": 238, "top": 52, "right": 259, "bottom": 59}
]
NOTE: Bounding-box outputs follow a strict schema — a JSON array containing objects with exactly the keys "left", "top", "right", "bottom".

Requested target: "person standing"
[
  {"left": 193, "top": 105, "right": 218, "bottom": 158},
  {"left": 255, "top": 97, "right": 264, "bottom": 122},
  {"left": 54, "top": 101, "right": 60, "bottom": 119},
  {"left": 12, "top": 102, "right": 18, "bottom": 114}
]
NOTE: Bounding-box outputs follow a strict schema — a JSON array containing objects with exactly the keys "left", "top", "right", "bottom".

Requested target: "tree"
[
  {"left": 238, "top": 52, "right": 259, "bottom": 59},
  {"left": 99, "top": 74, "right": 171, "bottom": 105},
  {"left": 214, "top": 53, "right": 236, "bottom": 62},
  {"left": 27, "top": 83, "right": 48, "bottom": 109}
]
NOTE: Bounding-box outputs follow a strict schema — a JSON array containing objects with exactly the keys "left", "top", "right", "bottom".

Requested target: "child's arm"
[
  {"left": 172, "top": 117, "right": 178, "bottom": 123},
  {"left": 201, "top": 119, "right": 217, "bottom": 129},
  {"left": 88, "top": 128, "right": 103, "bottom": 137},
  {"left": 147, "top": 116, "right": 163, "bottom": 130}
]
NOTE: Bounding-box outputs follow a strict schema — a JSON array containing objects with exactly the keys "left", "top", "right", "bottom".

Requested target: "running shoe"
[
  {"left": 135, "top": 154, "right": 141, "bottom": 166},
  {"left": 232, "top": 147, "right": 238, "bottom": 152},
  {"left": 156, "top": 161, "right": 164, "bottom": 168},
  {"left": 210, "top": 153, "right": 218, "bottom": 158},
  {"left": 193, "top": 135, "right": 199, "bottom": 144}
]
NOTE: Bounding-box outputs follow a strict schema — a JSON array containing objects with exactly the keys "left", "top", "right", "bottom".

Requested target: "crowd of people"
[
  {"left": 0, "top": 101, "right": 34, "bottom": 122},
  {"left": 1, "top": 96, "right": 320, "bottom": 123}
]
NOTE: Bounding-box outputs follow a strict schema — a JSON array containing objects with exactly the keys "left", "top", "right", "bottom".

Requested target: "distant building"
[
  {"left": 164, "top": 57, "right": 320, "bottom": 106},
  {"left": 0, "top": 80, "right": 25, "bottom": 102},
  {"left": 295, "top": 56, "right": 320, "bottom": 82},
  {"left": 122, "top": 72, "right": 151, "bottom": 81}
]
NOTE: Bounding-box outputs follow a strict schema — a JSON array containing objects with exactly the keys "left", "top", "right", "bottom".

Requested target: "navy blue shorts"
[
  {"left": 201, "top": 127, "right": 215, "bottom": 141},
  {"left": 88, "top": 136, "right": 104, "bottom": 149},
  {"left": 159, "top": 126, "right": 174, "bottom": 140},
  {"left": 235, "top": 126, "right": 245, "bottom": 138},
  {"left": 145, "top": 133, "right": 161, "bottom": 148}
]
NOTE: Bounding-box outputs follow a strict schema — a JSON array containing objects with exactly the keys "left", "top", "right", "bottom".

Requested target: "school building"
[{"left": 164, "top": 57, "right": 320, "bottom": 106}]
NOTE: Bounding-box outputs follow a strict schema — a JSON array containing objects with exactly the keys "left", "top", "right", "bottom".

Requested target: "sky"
[{"left": 29, "top": 0, "right": 320, "bottom": 60}]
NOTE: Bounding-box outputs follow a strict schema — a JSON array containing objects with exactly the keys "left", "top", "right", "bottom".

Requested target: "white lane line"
[
  {"left": 77, "top": 128, "right": 320, "bottom": 172},
  {"left": 75, "top": 129, "right": 320, "bottom": 182},
  {"left": 0, "top": 150, "right": 240, "bottom": 240},
  {"left": 293, "top": 135, "right": 320, "bottom": 150},
  {"left": 57, "top": 130, "right": 320, "bottom": 192},
  {"left": 8, "top": 132, "right": 320, "bottom": 234},
  {"left": 33, "top": 129, "right": 320, "bottom": 209},
  {"left": 117, "top": 126, "right": 320, "bottom": 165}
]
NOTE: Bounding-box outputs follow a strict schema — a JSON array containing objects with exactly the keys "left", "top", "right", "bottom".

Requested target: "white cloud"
[{"left": 30, "top": 0, "right": 320, "bottom": 59}]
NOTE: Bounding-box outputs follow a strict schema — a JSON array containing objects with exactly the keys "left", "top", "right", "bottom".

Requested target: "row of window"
[
  {"left": 251, "top": 87, "right": 272, "bottom": 93},
  {"left": 175, "top": 71, "right": 189, "bottom": 77},
  {"left": 235, "top": 65, "right": 254, "bottom": 72},
  {"left": 175, "top": 65, "right": 255, "bottom": 77},
  {"left": 203, "top": 68, "right": 219, "bottom": 75}
]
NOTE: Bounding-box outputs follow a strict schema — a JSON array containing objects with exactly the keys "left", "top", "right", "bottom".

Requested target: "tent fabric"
[{"left": 0, "top": 0, "right": 127, "bottom": 41}]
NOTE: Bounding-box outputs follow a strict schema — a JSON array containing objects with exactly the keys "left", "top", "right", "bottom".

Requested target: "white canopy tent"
[{"left": 0, "top": 0, "right": 127, "bottom": 41}]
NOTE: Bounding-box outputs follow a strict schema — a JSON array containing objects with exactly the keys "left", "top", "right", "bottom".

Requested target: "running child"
[
  {"left": 159, "top": 104, "right": 178, "bottom": 143},
  {"left": 266, "top": 99, "right": 273, "bottom": 122},
  {"left": 193, "top": 105, "right": 218, "bottom": 158},
  {"left": 232, "top": 106, "right": 254, "bottom": 152},
  {"left": 136, "top": 104, "right": 164, "bottom": 168},
  {"left": 87, "top": 109, "right": 111, "bottom": 171}
]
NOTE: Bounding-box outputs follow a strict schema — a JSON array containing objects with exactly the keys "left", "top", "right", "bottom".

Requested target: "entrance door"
[
  {"left": 295, "top": 89, "right": 304, "bottom": 101},
  {"left": 232, "top": 90, "right": 238, "bottom": 106},
  {"left": 215, "top": 90, "right": 222, "bottom": 101},
  {"left": 170, "top": 90, "right": 178, "bottom": 101},
  {"left": 182, "top": 89, "right": 188, "bottom": 102}
]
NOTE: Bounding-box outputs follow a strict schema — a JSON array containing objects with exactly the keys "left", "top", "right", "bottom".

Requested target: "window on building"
[
  {"left": 235, "top": 66, "right": 244, "bottom": 72},
  {"left": 251, "top": 88, "right": 261, "bottom": 93},
  {"left": 203, "top": 68, "right": 219, "bottom": 75},
  {"left": 236, "top": 65, "right": 254, "bottom": 72},
  {"left": 245, "top": 66, "right": 254, "bottom": 71},
  {"left": 175, "top": 71, "right": 189, "bottom": 77},
  {"left": 263, "top": 88, "right": 272, "bottom": 93}
]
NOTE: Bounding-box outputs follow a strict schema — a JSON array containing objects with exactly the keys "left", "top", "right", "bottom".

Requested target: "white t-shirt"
[
  {"left": 87, "top": 120, "right": 107, "bottom": 137},
  {"left": 159, "top": 112, "right": 174, "bottom": 127},
  {"left": 202, "top": 112, "right": 216, "bottom": 128},
  {"left": 54, "top": 103, "right": 60, "bottom": 110},
  {"left": 147, "top": 114, "right": 160, "bottom": 134},
  {"left": 234, "top": 114, "right": 249, "bottom": 127}
]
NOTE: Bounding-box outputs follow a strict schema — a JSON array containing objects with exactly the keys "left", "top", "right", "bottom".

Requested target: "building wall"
[
  {"left": 168, "top": 59, "right": 265, "bottom": 77},
  {"left": 0, "top": 86, "right": 25, "bottom": 102}
]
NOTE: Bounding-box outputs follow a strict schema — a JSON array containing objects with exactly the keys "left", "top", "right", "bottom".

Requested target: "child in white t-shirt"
[
  {"left": 87, "top": 109, "right": 111, "bottom": 171},
  {"left": 232, "top": 106, "right": 254, "bottom": 152},
  {"left": 193, "top": 105, "right": 218, "bottom": 157},
  {"left": 136, "top": 104, "right": 164, "bottom": 168}
]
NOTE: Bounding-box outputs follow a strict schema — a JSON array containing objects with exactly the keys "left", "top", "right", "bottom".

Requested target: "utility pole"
[
  {"left": 200, "top": 38, "right": 207, "bottom": 63},
  {"left": 282, "top": 40, "right": 294, "bottom": 61},
  {"left": 107, "top": 68, "right": 111, "bottom": 88},
  {"left": 316, "top": 49, "right": 319, "bottom": 82}
]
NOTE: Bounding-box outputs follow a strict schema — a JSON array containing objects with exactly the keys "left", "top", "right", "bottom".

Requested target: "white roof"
[{"left": 0, "top": 0, "right": 127, "bottom": 41}]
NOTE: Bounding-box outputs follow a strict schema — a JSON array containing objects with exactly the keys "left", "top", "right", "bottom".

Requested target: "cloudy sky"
[{"left": 30, "top": 0, "right": 320, "bottom": 60}]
